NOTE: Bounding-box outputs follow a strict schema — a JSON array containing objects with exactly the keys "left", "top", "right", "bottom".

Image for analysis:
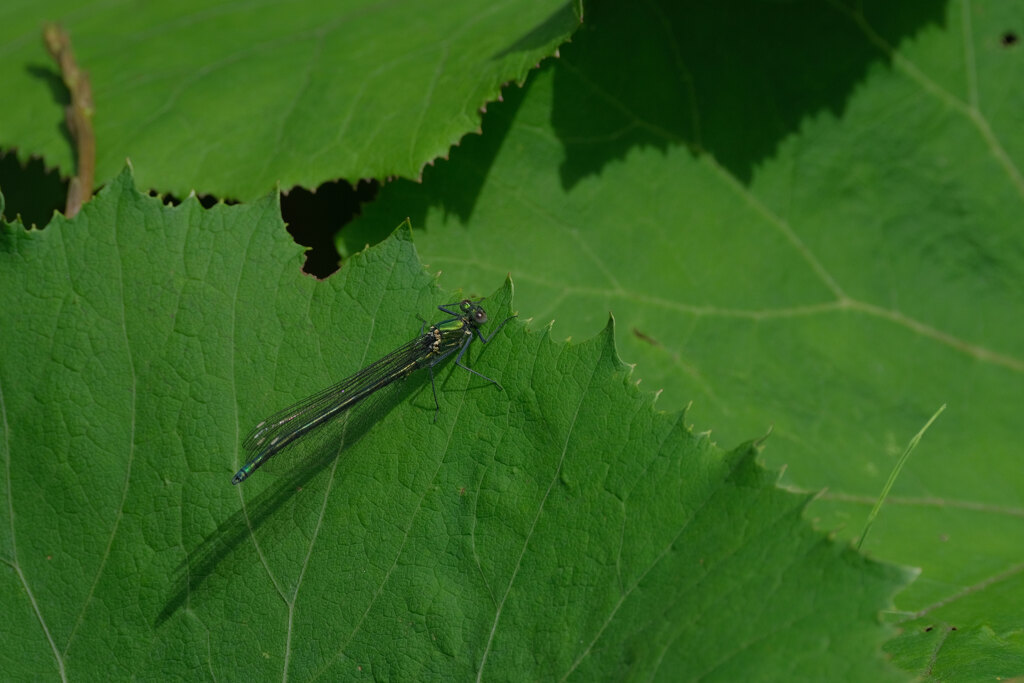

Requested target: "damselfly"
[{"left": 232, "top": 299, "right": 515, "bottom": 484}]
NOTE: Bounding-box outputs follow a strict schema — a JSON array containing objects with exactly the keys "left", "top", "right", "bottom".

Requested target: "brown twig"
[{"left": 44, "top": 23, "right": 95, "bottom": 218}]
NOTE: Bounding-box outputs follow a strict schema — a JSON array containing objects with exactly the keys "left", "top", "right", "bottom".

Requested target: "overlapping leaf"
[{"left": 0, "top": 0, "right": 580, "bottom": 199}]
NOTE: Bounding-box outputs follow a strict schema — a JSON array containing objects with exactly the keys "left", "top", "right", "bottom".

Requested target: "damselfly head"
[{"left": 464, "top": 300, "right": 488, "bottom": 325}]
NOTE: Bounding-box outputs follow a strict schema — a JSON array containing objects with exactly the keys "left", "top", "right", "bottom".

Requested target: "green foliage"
[
  {"left": 343, "top": 0, "right": 1024, "bottom": 678},
  {"left": 0, "top": 174, "right": 909, "bottom": 679},
  {"left": 0, "top": 0, "right": 580, "bottom": 200},
  {"left": 3, "top": 0, "right": 1022, "bottom": 679}
]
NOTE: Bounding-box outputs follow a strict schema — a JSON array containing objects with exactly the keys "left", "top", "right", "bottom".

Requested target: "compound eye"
[{"left": 474, "top": 309, "right": 488, "bottom": 323}]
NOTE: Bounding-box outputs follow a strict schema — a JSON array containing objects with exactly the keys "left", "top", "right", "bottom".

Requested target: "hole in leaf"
[{"left": 281, "top": 178, "right": 378, "bottom": 279}]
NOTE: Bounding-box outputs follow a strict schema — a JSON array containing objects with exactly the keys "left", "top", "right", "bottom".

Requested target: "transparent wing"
[{"left": 240, "top": 334, "right": 431, "bottom": 464}]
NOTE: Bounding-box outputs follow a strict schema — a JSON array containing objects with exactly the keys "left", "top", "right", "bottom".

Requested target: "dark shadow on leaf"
[
  {"left": 25, "top": 64, "right": 75, "bottom": 163},
  {"left": 490, "top": 0, "right": 582, "bottom": 60},
  {"left": 155, "top": 375, "right": 425, "bottom": 626},
  {"left": 337, "top": 80, "right": 529, "bottom": 256},
  {"left": 553, "top": 0, "right": 949, "bottom": 187},
  {"left": 335, "top": 3, "right": 579, "bottom": 258},
  {"left": 342, "top": 0, "right": 949, "bottom": 254},
  {"left": 26, "top": 63, "right": 70, "bottom": 107},
  {"left": 155, "top": 458, "right": 325, "bottom": 626}
]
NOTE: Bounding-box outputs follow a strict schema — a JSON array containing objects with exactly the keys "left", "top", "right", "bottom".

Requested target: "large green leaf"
[
  {"left": 342, "top": 0, "right": 1024, "bottom": 678},
  {"left": 0, "top": 0, "right": 580, "bottom": 199},
  {"left": 0, "top": 172, "right": 908, "bottom": 679}
]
